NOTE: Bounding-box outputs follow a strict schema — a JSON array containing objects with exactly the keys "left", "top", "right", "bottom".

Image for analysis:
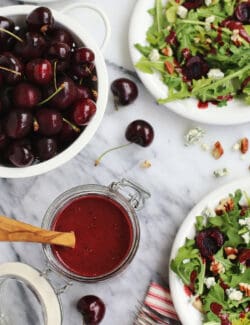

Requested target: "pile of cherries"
[{"left": 0, "top": 7, "right": 97, "bottom": 167}]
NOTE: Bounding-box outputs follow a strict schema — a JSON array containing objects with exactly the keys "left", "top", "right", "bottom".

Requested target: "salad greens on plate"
[
  {"left": 171, "top": 190, "right": 250, "bottom": 325},
  {"left": 135, "top": 0, "right": 250, "bottom": 106}
]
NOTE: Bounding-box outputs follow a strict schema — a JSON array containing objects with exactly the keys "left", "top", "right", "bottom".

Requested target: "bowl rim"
[{"left": 0, "top": 5, "right": 108, "bottom": 178}]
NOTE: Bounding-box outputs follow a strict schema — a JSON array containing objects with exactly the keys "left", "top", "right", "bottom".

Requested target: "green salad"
[
  {"left": 135, "top": 0, "right": 250, "bottom": 106},
  {"left": 171, "top": 190, "right": 250, "bottom": 325}
]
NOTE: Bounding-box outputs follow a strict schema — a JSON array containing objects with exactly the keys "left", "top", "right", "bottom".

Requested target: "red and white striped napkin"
[{"left": 135, "top": 281, "right": 181, "bottom": 325}]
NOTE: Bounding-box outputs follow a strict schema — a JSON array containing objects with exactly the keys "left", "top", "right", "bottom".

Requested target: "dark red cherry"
[
  {"left": 0, "top": 122, "right": 8, "bottom": 150},
  {"left": 0, "top": 73, "right": 3, "bottom": 88},
  {"left": 111, "top": 78, "right": 138, "bottom": 106},
  {"left": 125, "top": 120, "right": 154, "bottom": 147},
  {"left": 75, "top": 85, "right": 92, "bottom": 100},
  {"left": 36, "top": 108, "right": 63, "bottom": 136},
  {"left": 73, "top": 47, "right": 95, "bottom": 63},
  {"left": 58, "top": 120, "right": 80, "bottom": 145},
  {"left": 195, "top": 228, "right": 224, "bottom": 259},
  {"left": 77, "top": 295, "right": 105, "bottom": 325},
  {"left": 70, "top": 99, "right": 96, "bottom": 126},
  {"left": 14, "top": 32, "right": 47, "bottom": 60},
  {"left": 6, "top": 140, "right": 34, "bottom": 167},
  {"left": 45, "top": 76, "right": 77, "bottom": 110},
  {"left": 13, "top": 82, "right": 41, "bottom": 109},
  {"left": 235, "top": 2, "right": 250, "bottom": 23},
  {"left": 0, "top": 16, "right": 15, "bottom": 51},
  {"left": 48, "top": 42, "right": 71, "bottom": 60},
  {"left": 183, "top": 0, "right": 203, "bottom": 10},
  {"left": 26, "top": 7, "right": 54, "bottom": 32},
  {"left": 51, "top": 58, "right": 70, "bottom": 72},
  {"left": 25, "top": 59, "right": 53, "bottom": 85},
  {"left": 239, "top": 249, "right": 250, "bottom": 267},
  {"left": 35, "top": 137, "right": 57, "bottom": 161},
  {"left": 72, "top": 62, "right": 95, "bottom": 79},
  {"left": 5, "top": 110, "right": 33, "bottom": 139},
  {"left": 49, "top": 28, "right": 74, "bottom": 47},
  {"left": 183, "top": 55, "right": 209, "bottom": 80},
  {"left": 0, "top": 52, "right": 23, "bottom": 84}
]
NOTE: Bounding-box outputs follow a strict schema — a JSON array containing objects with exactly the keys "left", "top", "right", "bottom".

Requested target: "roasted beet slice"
[
  {"left": 239, "top": 249, "right": 250, "bottom": 267},
  {"left": 195, "top": 228, "right": 224, "bottom": 259},
  {"left": 235, "top": 2, "right": 250, "bottom": 24},
  {"left": 183, "top": 55, "right": 209, "bottom": 81},
  {"left": 183, "top": 0, "right": 203, "bottom": 10}
]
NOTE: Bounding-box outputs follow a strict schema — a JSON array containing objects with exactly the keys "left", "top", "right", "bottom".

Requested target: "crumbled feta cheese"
[
  {"left": 213, "top": 168, "right": 229, "bottom": 178},
  {"left": 232, "top": 142, "right": 240, "bottom": 151},
  {"left": 239, "top": 217, "right": 250, "bottom": 230},
  {"left": 226, "top": 288, "right": 243, "bottom": 301},
  {"left": 205, "top": 15, "right": 215, "bottom": 24},
  {"left": 183, "top": 259, "right": 190, "bottom": 264},
  {"left": 206, "top": 38, "right": 212, "bottom": 44},
  {"left": 201, "top": 143, "right": 210, "bottom": 151},
  {"left": 241, "top": 231, "right": 250, "bottom": 244},
  {"left": 184, "top": 127, "right": 205, "bottom": 146},
  {"left": 231, "top": 29, "right": 241, "bottom": 43},
  {"left": 177, "top": 5, "right": 188, "bottom": 19},
  {"left": 201, "top": 207, "right": 215, "bottom": 218},
  {"left": 207, "top": 69, "right": 224, "bottom": 80},
  {"left": 205, "top": 277, "right": 216, "bottom": 289},
  {"left": 149, "top": 49, "right": 160, "bottom": 62},
  {"left": 205, "top": 0, "right": 212, "bottom": 6}
]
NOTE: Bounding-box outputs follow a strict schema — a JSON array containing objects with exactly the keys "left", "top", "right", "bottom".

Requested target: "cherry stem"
[
  {"left": 79, "top": 78, "right": 83, "bottom": 85},
  {"left": 63, "top": 118, "right": 81, "bottom": 133},
  {"left": 0, "top": 27, "right": 23, "bottom": 43},
  {"left": 95, "top": 142, "right": 132, "bottom": 166},
  {"left": 38, "top": 82, "right": 65, "bottom": 106},
  {"left": 53, "top": 60, "right": 58, "bottom": 90},
  {"left": 0, "top": 65, "right": 21, "bottom": 76}
]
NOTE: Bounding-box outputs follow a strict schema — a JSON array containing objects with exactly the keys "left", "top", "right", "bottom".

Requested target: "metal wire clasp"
[{"left": 109, "top": 178, "right": 151, "bottom": 210}]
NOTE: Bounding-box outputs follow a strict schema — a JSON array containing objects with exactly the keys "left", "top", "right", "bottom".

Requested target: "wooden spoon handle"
[{"left": 0, "top": 215, "right": 75, "bottom": 248}]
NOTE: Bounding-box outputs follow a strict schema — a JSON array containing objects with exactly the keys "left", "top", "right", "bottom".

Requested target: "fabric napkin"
[{"left": 135, "top": 281, "right": 182, "bottom": 325}]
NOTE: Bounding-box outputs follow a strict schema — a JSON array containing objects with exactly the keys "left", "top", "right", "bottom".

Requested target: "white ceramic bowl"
[{"left": 0, "top": 5, "right": 109, "bottom": 178}]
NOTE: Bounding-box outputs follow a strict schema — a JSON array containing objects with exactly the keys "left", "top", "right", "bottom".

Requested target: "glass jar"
[{"left": 42, "top": 178, "right": 150, "bottom": 282}]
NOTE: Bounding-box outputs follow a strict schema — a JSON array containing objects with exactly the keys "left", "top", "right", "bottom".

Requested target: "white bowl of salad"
[
  {"left": 169, "top": 177, "right": 250, "bottom": 325},
  {"left": 129, "top": 0, "right": 250, "bottom": 125}
]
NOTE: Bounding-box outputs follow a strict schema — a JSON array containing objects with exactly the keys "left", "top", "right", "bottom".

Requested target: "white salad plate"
[
  {"left": 129, "top": 0, "right": 250, "bottom": 126},
  {"left": 169, "top": 177, "right": 250, "bottom": 325}
]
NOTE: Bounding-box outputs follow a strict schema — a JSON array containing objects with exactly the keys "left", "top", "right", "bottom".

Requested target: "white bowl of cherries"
[{"left": 0, "top": 5, "right": 109, "bottom": 178}]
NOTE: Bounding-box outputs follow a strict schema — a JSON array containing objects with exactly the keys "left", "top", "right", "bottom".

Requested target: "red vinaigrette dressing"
[{"left": 51, "top": 195, "right": 133, "bottom": 277}]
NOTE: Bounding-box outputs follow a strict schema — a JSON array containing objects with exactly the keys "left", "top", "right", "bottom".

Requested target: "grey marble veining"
[{"left": 0, "top": 1, "right": 250, "bottom": 324}]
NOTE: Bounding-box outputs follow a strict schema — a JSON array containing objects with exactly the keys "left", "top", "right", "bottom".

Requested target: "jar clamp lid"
[{"left": 0, "top": 262, "right": 62, "bottom": 325}]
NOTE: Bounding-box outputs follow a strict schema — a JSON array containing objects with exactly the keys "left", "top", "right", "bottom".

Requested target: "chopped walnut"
[
  {"left": 212, "top": 141, "right": 224, "bottom": 159},
  {"left": 215, "top": 197, "right": 234, "bottom": 216},
  {"left": 240, "top": 138, "right": 249, "bottom": 154},
  {"left": 140, "top": 160, "right": 152, "bottom": 169},
  {"left": 210, "top": 260, "right": 225, "bottom": 274},
  {"left": 161, "top": 46, "right": 173, "bottom": 57},
  {"left": 239, "top": 283, "right": 250, "bottom": 297},
  {"left": 224, "top": 247, "right": 238, "bottom": 260}
]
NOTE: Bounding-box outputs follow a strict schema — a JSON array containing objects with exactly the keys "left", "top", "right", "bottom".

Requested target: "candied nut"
[
  {"left": 240, "top": 137, "right": 249, "bottom": 154},
  {"left": 212, "top": 141, "right": 224, "bottom": 159},
  {"left": 140, "top": 160, "right": 152, "bottom": 168},
  {"left": 164, "top": 61, "right": 174, "bottom": 74},
  {"left": 224, "top": 247, "right": 238, "bottom": 260},
  {"left": 192, "top": 296, "right": 203, "bottom": 313},
  {"left": 210, "top": 260, "right": 225, "bottom": 274},
  {"left": 215, "top": 197, "right": 234, "bottom": 216},
  {"left": 161, "top": 46, "right": 173, "bottom": 57},
  {"left": 239, "top": 283, "right": 250, "bottom": 297}
]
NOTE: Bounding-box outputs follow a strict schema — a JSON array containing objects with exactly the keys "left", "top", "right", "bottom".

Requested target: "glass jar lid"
[{"left": 0, "top": 262, "right": 62, "bottom": 325}]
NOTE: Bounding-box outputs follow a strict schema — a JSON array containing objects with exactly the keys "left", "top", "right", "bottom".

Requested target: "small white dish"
[
  {"left": 0, "top": 4, "right": 110, "bottom": 178},
  {"left": 129, "top": 0, "right": 250, "bottom": 125},
  {"left": 169, "top": 177, "right": 250, "bottom": 325}
]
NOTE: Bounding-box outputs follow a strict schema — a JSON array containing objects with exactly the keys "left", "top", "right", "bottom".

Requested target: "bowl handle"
[{"left": 60, "top": 2, "right": 111, "bottom": 51}]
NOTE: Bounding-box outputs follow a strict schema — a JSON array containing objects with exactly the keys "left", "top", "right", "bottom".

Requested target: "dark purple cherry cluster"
[{"left": 0, "top": 7, "right": 97, "bottom": 167}]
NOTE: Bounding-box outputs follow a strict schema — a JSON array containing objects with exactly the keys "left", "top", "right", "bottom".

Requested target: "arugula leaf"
[{"left": 135, "top": 56, "right": 165, "bottom": 74}]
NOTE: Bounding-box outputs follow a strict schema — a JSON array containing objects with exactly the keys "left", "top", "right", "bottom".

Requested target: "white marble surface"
[{"left": 1, "top": 0, "right": 250, "bottom": 324}]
